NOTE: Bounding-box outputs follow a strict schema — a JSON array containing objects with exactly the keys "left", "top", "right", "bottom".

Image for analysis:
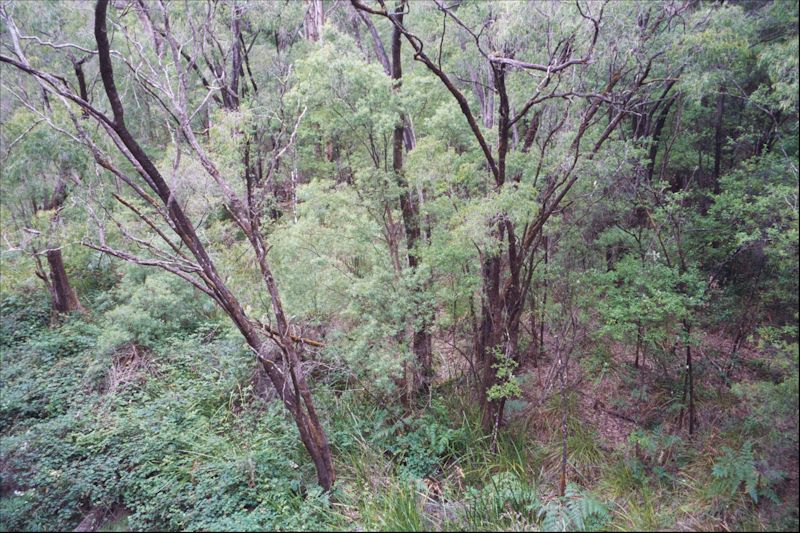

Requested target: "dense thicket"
[{"left": 0, "top": 1, "right": 797, "bottom": 531}]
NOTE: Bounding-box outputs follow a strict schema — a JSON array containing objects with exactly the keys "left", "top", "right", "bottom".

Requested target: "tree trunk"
[
  {"left": 46, "top": 248, "right": 81, "bottom": 313},
  {"left": 634, "top": 323, "right": 642, "bottom": 368},
  {"left": 540, "top": 236, "right": 549, "bottom": 358},
  {"left": 40, "top": 177, "right": 82, "bottom": 315},
  {"left": 712, "top": 87, "right": 725, "bottom": 195},
  {"left": 678, "top": 322, "right": 695, "bottom": 436},
  {"left": 478, "top": 252, "right": 504, "bottom": 433},
  {"left": 559, "top": 349, "right": 568, "bottom": 497},
  {"left": 686, "top": 325, "right": 695, "bottom": 435},
  {"left": 304, "top": 0, "right": 324, "bottom": 43},
  {"left": 226, "top": 4, "right": 242, "bottom": 110},
  {"left": 391, "top": 0, "right": 432, "bottom": 399}
]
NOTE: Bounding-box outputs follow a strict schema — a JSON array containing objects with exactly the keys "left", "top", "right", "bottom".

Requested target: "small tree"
[{"left": 1, "top": 107, "right": 85, "bottom": 315}]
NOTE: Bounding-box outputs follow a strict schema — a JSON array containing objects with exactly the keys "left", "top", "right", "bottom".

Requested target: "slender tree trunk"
[
  {"left": 391, "top": 0, "right": 432, "bottom": 399},
  {"left": 678, "top": 322, "right": 695, "bottom": 436},
  {"left": 686, "top": 323, "right": 695, "bottom": 435},
  {"left": 559, "top": 348, "right": 568, "bottom": 497},
  {"left": 635, "top": 323, "right": 642, "bottom": 368},
  {"left": 540, "top": 236, "right": 549, "bottom": 358},
  {"left": 712, "top": 87, "right": 725, "bottom": 195}
]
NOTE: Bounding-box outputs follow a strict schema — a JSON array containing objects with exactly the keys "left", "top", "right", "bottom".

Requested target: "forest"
[{"left": 0, "top": 0, "right": 797, "bottom": 531}]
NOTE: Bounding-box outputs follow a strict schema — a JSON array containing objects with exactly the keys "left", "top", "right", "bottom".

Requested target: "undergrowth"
[{"left": 1, "top": 285, "right": 796, "bottom": 531}]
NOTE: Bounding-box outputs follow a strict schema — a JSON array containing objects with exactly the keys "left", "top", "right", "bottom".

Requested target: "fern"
[
  {"left": 538, "top": 484, "right": 609, "bottom": 532},
  {"left": 461, "top": 471, "right": 540, "bottom": 529},
  {"left": 710, "top": 441, "right": 774, "bottom": 505}
]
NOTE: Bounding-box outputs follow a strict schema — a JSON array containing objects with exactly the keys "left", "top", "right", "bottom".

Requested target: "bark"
[
  {"left": 540, "top": 236, "right": 548, "bottom": 358},
  {"left": 46, "top": 248, "right": 81, "bottom": 314},
  {"left": 477, "top": 252, "right": 503, "bottom": 433},
  {"left": 678, "top": 321, "right": 695, "bottom": 436},
  {"left": 635, "top": 323, "right": 642, "bottom": 368},
  {"left": 304, "top": 0, "right": 324, "bottom": 43},
  {"left": 226, "top": 4, "right": 242, "bottom": 110},
  {"left": 559, "top": 348, "right": 568, "bottom": 497},
  {"left": 68, "top": 53, "right": 90, "bottom": 117},
  {"left": 40, "top": 178, "right": 82, "bottom": 314},
  {"left": 644, "top": 89, "right": 678, "bottom": 183},
  {"left": 712, "top": 87, "right": 725, "bottom": 194},
  {"left": 357, "top": 7, "right": 391, "bottom": 75}
]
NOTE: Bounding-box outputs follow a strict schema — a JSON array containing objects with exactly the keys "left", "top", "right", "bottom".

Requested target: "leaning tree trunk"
[{"left": 92, "top": 0, "right": 335, "bottom": 489}]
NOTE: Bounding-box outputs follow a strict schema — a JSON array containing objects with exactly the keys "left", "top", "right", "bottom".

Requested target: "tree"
[
  {"left": 0, "top": 109, "right": 84, "bottom": 315},
  {"left": 0, "top": 7, "right": 88, "bottom": 316},
  {"left": 1, "top": 0, "right": 335, "bottom": 490},
  {"left": 352, "top": 0, "right": 692, "bottom": 434}
]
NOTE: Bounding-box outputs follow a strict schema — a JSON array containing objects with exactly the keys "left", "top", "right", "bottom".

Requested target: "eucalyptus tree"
[
  {"left": 0, "top": 109, "right": 85, "bottom": 314},
  {"left": 0, "top": 4, "right": 92, "bottom": 315},
  {"left": 353, "top": 0, "right": 693, "bottom": 435},
  {"left": 291, "top": 2, "right": 435, "bottom": 401},
  {"left": 0, "top": 0, "right": 335, "bottom": 489}
]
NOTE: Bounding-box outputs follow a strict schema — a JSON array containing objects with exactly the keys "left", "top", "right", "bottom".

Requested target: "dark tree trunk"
[
  {"left": 46, "top": 248, "right": 81, "bottom": 313},
  {"left": 391, "top": 0, "right": 432, "bottom": 399},
  {"left": 38, "top": 178, "right": 82, "bottom": 315},
  {"left": 678, "top": 321, "right": 695, "bottom": 436},
  {"left": 478, "top": 252, "right": 504, "bottom": 433},
  {"left": 635, "top": 323, "right": 642, "bottom": 368},
  {"left": 226, "top": 4, "right": 242, "bottom": 110},
  {"left": 687, "top": 329, "right": 695, "bottom": 435},
  {"left": 643, "top": 79, "right": 679, "bottom": 183},
  {"left": 559, "top": 348, "right": 568, "bottom": 497},
  {"left": 540, "top": 236, "right": 549, "bottom": 358},
  {"left": 645, "top": 93, "right": 677, "bottom": 183}
]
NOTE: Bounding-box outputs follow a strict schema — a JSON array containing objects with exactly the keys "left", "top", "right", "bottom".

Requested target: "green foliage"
[
  {"left": 461, "top": 471, "right": 540, "bottom": 530},
  {"left": 377, "top": 483, "right": 426, "bottom": 532},
  {"left": 376, "top": 400, "right": 467, "bottom": 480},
  {"left": 709, "top": 442, "right": 777, "bottom": 507},
  {"left": 0, "top": 309, "right": 100, "bottom": 430},
  {"left": 486, "top": 346, "right": 522, "bottom": 402},
  {"left": 580, "top": 344, "right": 613, "bottom": 383},
  {"left": 95, "top": 268, "right": 219, "bottom": 351},
  {"left": 0, "top": 287, "right": 335, "bottom": 531},
  {"left": 1, "top": 0, "right": 798, "bottom": 531},
  {"left": 538, "top": 484, "right": 610, "bottom": 532},
  {"left": 594, "top": 254, "right": 706, "bottom": 346},
  {"left": 0, "top": 291, "right": 50, "bottom": 349}
]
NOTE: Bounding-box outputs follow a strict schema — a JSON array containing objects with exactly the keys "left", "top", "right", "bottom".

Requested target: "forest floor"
[
  {"left": 429, "top": 325, "right": 798, "bottom": 530},
  {"left": 509, "top": 329, "right": 798, "bottom": 530},
  {"left": 2, "top": 296, "right": 796, "bottom": 532}
]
